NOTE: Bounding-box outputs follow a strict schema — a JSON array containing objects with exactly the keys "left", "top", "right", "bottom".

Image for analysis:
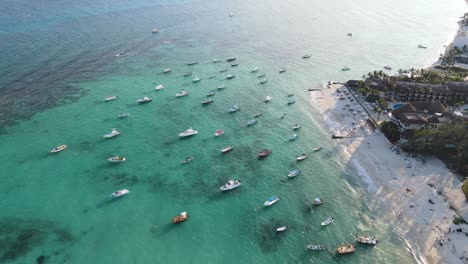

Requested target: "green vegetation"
[
  {"left": 380, "top": 121, "right": 400, "bottom": 143},
  {"left": 463, "top": 179, "right": 468, "bottom": 201},
  {"left": 453, "top": 216, "right": 467, "bottom": 225}
]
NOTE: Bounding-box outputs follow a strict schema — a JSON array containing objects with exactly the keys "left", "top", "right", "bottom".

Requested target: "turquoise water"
[{"left": 0, "top": 0, "right": 466, "bottom": 263}]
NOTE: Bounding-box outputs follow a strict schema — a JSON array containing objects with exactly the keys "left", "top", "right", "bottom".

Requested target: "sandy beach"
[{"left": 309, "top": 85, "right": 468, "bottom": 264}]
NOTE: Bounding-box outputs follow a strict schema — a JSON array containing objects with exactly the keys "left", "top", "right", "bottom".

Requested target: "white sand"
[{"left": 310, "top": 85, "right": 468, "bottom": 264}]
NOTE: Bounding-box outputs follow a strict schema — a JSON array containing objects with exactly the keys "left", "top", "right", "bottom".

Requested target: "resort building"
[{"left": 393, "top": 82, "right": 451, "bottom": 104}]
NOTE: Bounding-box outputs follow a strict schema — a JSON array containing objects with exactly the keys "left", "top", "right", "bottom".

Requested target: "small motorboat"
[
  {"left": 107, "top": 156, "right": 126, "bottom": 162},
  {"left": 260, "top": 79, "right": 268, "bottom": 84},
  {"left": 202, "top": 98, "right": 213, "bottom": 105},
  {"left": 163, "top": 68, "right": 172, "bottom": 73},
  {"left": 213, "top": 58, "right": 221, "bottom": 63},
  {"left": 103, "top": 128, "right": 121, "bottom": 139},
  {"left": 219, "top": 68, "right": 228, "bottom": 73},
  {"left": 207, "top": 90, "right": 216, "bottom": 96},
  {"left": 355, "top": 236, "right": 379, "bottom": 245},
  {"left": 226, "top": 74, "right": 235, "bottom": 79},
  {"left": 221, "top": 146, "right": 233, "bottom": 153},
  {"left": 231, "top": 62, "right": 239, "bottom": 67},
  {"left": 187, "top": 61, "right": 198, "bottom": 65},
  {"left": 313, "top": 197, "right": 324, "bottom": 205},
  {"left": 264, "top": 195, "right": 281, "bottom": 206},
  {"left": 179, "top": 127, "right": 198, "bottom": 137},
  {"left": 287, "top": 93, "right": 294, "bottom": 97},
  {"left": 287, "top": 170, "right": 301, "bottom": 178},
  {"left": 276, "top": 226, "right": 288, "bottom": 232},
  {"left": 321, "top": 217, "right": 334, "bottom": 226},
  {"left": 118, "top": 112, "right": 130, "bottom": 118},
  {"left": 288, "top": 134, "right": 298, "bottom": 141},
  {"left": 265, "top": 95, "right": 272, "bottom": 102},
  {"left": 279, "top": 68, "right": 286, "bottom": 73},
  {"left": 220, "top": 179, "right": 241, "bottom": 191},
  {"left": 246, "top": 119, "right": 257, "bottom": 126},
  {"left": 341, "top": 66, "right": 350, "bottom": 71},
  {"left": 280, "top": 113, "right": 287, "bottom": 119},
  {"left": 313, "top": 147, "right": 323, "bottom": 152},
  {"left": 176, "top": 90, "right": 189, "bottom": 97},
  {"left": 184, "top": 71, "right": 192, "bottom": 76},
  {"left": 293, "top": 124, "right": 301, "bottom": 130},
  {"left": 258, "top": 74, "right": 266, "bottom": 78},
  {"left": 258, "top": 148, "right": 272, "bottom": 158},
  {"left": 383, "top": 66, "right": 392, "bottom": 70},
  {"left": 226, "top": 57, "right": 236, "bottom": 62},
  {"left": 302, "top": 54, "right": 311, "bottom": 59},
  {"left": 181, "top": 156, "right": 194, "bottom": 163},
  {"left": 137, "top": 96, "right": 152, "bottom": 103},
  {"left": 171, "top": 211, "right": 189, "bottom": 224},
  {"left": 217, "top": 83, "right": 226, "bottom": 90},
  {"left": 228, "top": 105, "right": 240, "bottom": 113},
  {"left": 51, "top": 145, "right": 67, "bottom": 153},
  {"left": 152, "top": 28, "right": 159, "bottom": 33},
  {"left": 192, "top": 76, "right": 201, "bottom": 82},
  {"left": 306, "top": 244, "right": 326, "bottom": 251},
  {"left": 418, "top": 44, "right": 427, "bottom": 49},
  {"left": 214, "top": 130, "right": 224, "bottom": 137},
  {"left": 111, "top": 189, "right": 129, "bottom": 198},
  {"left": 336, "top": 244, "right": 355, "bottom": 254},
  {"left": 105, "top": 95, "right": 118, "bottom": 102},
  {"left": 287, "top": 98, "right": 296, "bottom": 105},
  {"left": 155, "top": 84, "right": 165, "bottom": 90},
  {"left": 253, "top": 113, "right": 262, "bottom": 118},
  {"left": 296, "top": 154, "right": 307, "bottom": 161},
  {"left": 250, "top": 67, "right": 259, "bottom": 73}
]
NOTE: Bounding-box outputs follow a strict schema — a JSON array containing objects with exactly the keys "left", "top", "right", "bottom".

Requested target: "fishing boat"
[
  {"left": 258, "top": 148, "right": 272, "bottom": 158},
  {"left": 155, "top": 84, "right": 165, "bottom": 90},
  {"left": 219, "top": 68, "right": 228, "bottom": 73},
  {"left": 383, "top": 66, "right": 392, "bottom": 70},
  {"left": 313, "top": 147, "right": 323, "bottom": 152},
  {"left": 296, "top": 154, "right": 307, "bottom": 161},
  {"left": 214, "top": 129, "right": 224, "bottom": 137},
  {"left": 184, "top": 71, "right": 192, "bottom": 76},
  {"left": 287, "top": 170, "right": 301, "bottom": 178},
  {"left": 176, "top": 90, "right": 189, "bottom": 97},
  {"left": 207, "top": 90, "right": 216, "bottom": 96},
  {"left": 137, "top": 96, "right": 152, "bottom": 103},
  {"left": 253, "top": 113, "right": 262, "bottom": 118},
  {"left": 264, "top": 195, "right": 281, "bottom": 206},
  {"left": 279, "top": 68, "right": 286, "bottom": 73},
  {"left": 306, "top": 244, "right": 326, "bottom": 251},
  {"left": 336, "top": 244, "right": 355, "bottom": 254},
  {"left": 181, "top": 156, "right": 194, "bottom": 163},
  {"left": 118, "top": 112, "right": 130, "bottom": 118},
  {"left": 192, "top": 76, "right": 201, "bottom": 82},
  {"left": 287, "top": 93, "right": 294, "bottom": 97},
  {"left": 246, "top": 119, "right": 257, "bottom": 126},
  {"left": 111, "top": 189, "right": 129, "bottom": 197},
  {"left": 228, "top": 105, "right": 240, "bottom": 113},
  {"left": 418, "top": 44, "right": 427, "bottom": 49},
  {"left": 187, "top": 61, "right": 198, "bottom": 65},
  {"left": 221, "top": 146, "right": 233, "bottom": 153},
  {"left": 303, "top": 54, "right": 312, "bottom": 59},
  {"left": 217, "top": 83, "right": 226, "bottom": 89},
  {"left": 288, "top": 134, "right": 298, "bottom": 141},
  {"left": 213, "top": 58, "right": 221, "bottom": 63},
  {"left": 152, "top": 28, "right": 159, "bottom": 33},
  {"left": 258, "top": 74, "right": 266, "bottom": 78},
  {"left": 355, "top": 236, "right": 379, "bottom": 245},
  {"left": 280, "top": 113, "right": 287, "bottom": 119},
  {"left": 105, "top": 95, "right": 118, "bottom": 102},
  {"left": 313, "top": 197, "right": 324, "bottom": 205},
  {"left": 231, "top": 62, "right": 239, "bottom": 67},
  {"left": 341, "top": 66, "right": 350, "bottom": 71},
  {"left": 226, "top": 74, "right": 235, "bottom": 79},
  {"left": 260, "top": 79, "right": 268, "bottom": 84},
  {"left": 265, "top": 95, "right": 272, "bottom": 102},
  {"left": 220, "top": 179, "right": 241, "bottom": 191},
  {"left": 293, "top": 124, "right": 301, "bottom": 130},
  {"left": 226, "top": 57, "right": 236, "bottom": 62},
  {"left": 276, "top": 226, "right": 288, "bottom": 232},
  {"left": 179, "top": 127, "right": 198, "bottom": 137},
  {"left": 287, "top": 98, "right": 296, "bottom": 105},
  {"left": 107, "top": 156, "right": 126, "bottom": 162},
  {"left": 163, "top": 68, "right": 171, "bottom": 73},
  {"left": 202, "top": 98, "right": 213, "bottom": 105},
  {"left": 103, "top": 128, "right": 121, "bottom": 139},
  {"left": 250, "top": 67, "right": 259, "bottom": 73},
  {"left": 321, "top": 217, "right": 334, "bottom": 226},
  {"left": 171, "top": 211, "right": 189, "bottom": 224},
  {"left": 51, "top": 145, "right": 67, "bottom": 153}
]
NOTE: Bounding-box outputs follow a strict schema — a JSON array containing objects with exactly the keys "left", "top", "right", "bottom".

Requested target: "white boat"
[
  {"left": 213, "top": 59, "right": 221, "bottom": 63},
  {"left": 418, "top": 44, "right": 427, "bottom": 49},
  {"left": 254, "top": 113, "right": 262, "bottom": 118},
  {"left": 226, "top": 74, "right": 235, "bottom": 79},
  {"left": 207, "top": 90, "right": 216, "bottom": 96},
  {"left": 192, "top": 76, "right": 201, "bottom": 82},
  {"left": 264, "top": 195, "right": 281, "bottom": 206},
  {"left": 187, "top": 61, "right": 198, "bottom": 65},
  {"left": 265, "top": 95, "right": 272, "bottom": 102},
  {"left": 355, "top": 236, "right": 378, "bottom": 245},
  {"left": 228, "top": 105, "right": 239, "bottom": 113},
  {"left": 220, "top": 179, "right": 241, "bottom": 191},
  {"left": 288, "top": 134, "right": 298, "bottom": 141},
  {"left": 217, "top": 83, "right": 226, "bottom": 90},
  {"left": 163, "top": 68, "right": 171, "bottom": 73},
  {"left": 279, "top": 68, "right": 286, "bottom": 73},
  {"left": 313, "top": 147, "right": 323, "bottom": 152},
  {"left": 287, "top": 170, "right": 301, "bottom": 178},
  {"left": 179, "top": 127, "right": 198, "bottom": 137},
  {"left": 107, "top": 156, "right": 126, "bottom": 162},
  {"left": 260, "top": 79, "right": 267, "bottom": 84},
  {"left": 181, "top": 156, "right": 194, "bottom": 163},
  {"left": 287, "top": 98, "right": 296, "bottom": 105},
  {"left": 219, "top": 68, "right": 228, "bottom": 73},
  {"left": 313, "top": 197, "right": 324, "bottom": 205},
  {"left": 341, "top": 66, "right": 350, "bottom": 71},
  {"left": 202, "top": 98, "right": 213, "bottom": 105},
  {"left": 296, "top": 154, "right": 307, "bottom": 161},
  {"left": 293, "top": 124, "right": 301, "bottom": 130},
  {"left": 250, "top": 67, "right": 259, "bottom": 73},
  {"left": 231, "top": 62, "right": 239, "bottom": 67},
  {"left": 103, "top": 128, "right": 121, "bottom": 139},
  {"left": 276, "top": 226, "right": 288, "bottom": 232},
  {"left": 111, "top": 189, "right": 129, "bottom": 197},
  {"left": 302, "top": 54, "right": 312, "bottom": 59},
  {"left": 118, "top": 112, "right": 130, "bottom": 118},
  {"left": 155, "top": 84, "right": 165, "bottom": 90},
  {"left": 321, "top": 217, "right": 334, "bottom": 226},
  {"left": 246, "top": 119, "right": 257, "bottom": 126},
  {"left": 214, "top": 129, "right": 224, "bottom": 137},
  {"left": 306, "top": 244, "right": 326, "bottom": 251},
  {"left": 105, "top": 95, "right": 118, "bottom": 102},
  {"left": 51, "top": 145, "right": 67, "bottom": 153},
  {"left": 221, "top": 146, "right": 233, "bottom": 153},
  {"left": 137, "top": 96, "right": 152, "bottom": 103},
  {"left": 176, "top": 90, "right": 189, "bottom": 97},
  {"left": 152, "top": 28, "right": 159, "bottom": 33}
]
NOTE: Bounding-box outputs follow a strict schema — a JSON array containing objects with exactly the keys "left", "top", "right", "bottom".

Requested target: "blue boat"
[
  {"left": 228, "top": 105, "right": 240, "bottom": 113},
  {"left": 246, "top": 119, "right": 257, "bottom": 126},
  {"left": 264, "top": 195, "right": 281, "bottom": 206},
  {"left": 287, "top": 170, "right": 301, "bottom": 178},
  {"left": 287, "top": 98, "right": 296, "bottom": 105},
  {"left": 288, "top": 134, "right": 298, "bottom": 141}
]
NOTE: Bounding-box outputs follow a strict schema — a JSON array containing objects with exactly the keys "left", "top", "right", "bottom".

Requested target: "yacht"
[
  {"left": 265, "top": 95, "right": 272, "bottom": 102},
  {"left": 336, "top": 244, "right": 355, "bottom": 254},
  {"left": 105, "top": 95, "right": 118, "bottom": 102},
  {"left": 279, "top": 68, "right": 286, "bottom": 73},
  {"left": 214, "top": 129, "right": 224, "bottom": 137},
  {"left": 181, "top": 156, "right": 194, "bottom": 163},
  {"left": 192, "top": 76, "right": 201, "bottom": 82},
  {"left": 220, "top": 179, "right": 241, "bottom": 191},
  {"left": 306, "top": 244, "right": 326, "bottom": 251},
  {"left": 107, "top": 156, "right": 126, "bottom": 162},
  {"left": 179, "top": 127, "right": 198, "bottom": 137},
  {"left": 264, "top": 195, "right": 281, "bottom": 206},
  {"left": 246, "top": 119, "right": 257, "bottom": 126},
  {"left": 383, "top": 66, "right": 392, "bottom": 70},
  {"left": 321, "top": 217, "right": 334, "bottom": 226},
  {"left": 313, "top": 197, "right": 324, "bottom": 205},
  {"left": 258, "top": 148, "right": 272, "bottom": 158},
  {"left": 287, "top": 170, "right": 301, "bottom": 178},
  {"left": 51, "top": 145, "right": 67, "bottom": 153},
  {"left": 202, "top": 98, "right": 213, "bottom": 105},
  {"left": 250, "top": 67, "right": 259, "bottom": 73},
  {"left": 155, "top": 84, "right": 165, "bottom": 90},
  {"left": 137, "top": 96, "right": 152, "bottom": 103},
  {"left": 207, "top": 90, "right": 216, "bottom": 96},
  {"left": 341, "top": 66, "right": 350, "bottom": 71},
  {"left": 163, "top": 68, "right": 171, "bottom": 73},
  {"left": 103, "top": 128, "right": 121, "bottom": 139},
  {"left": 176, "top": 90, "right": 189, "bottom": 97},
  {"left": 226, "top": 74, "right": 235, "bottom": 79},
  {"left": 355, "top": 236, "right": 378, "bottom": 245},
  {"left": 221, "top": 146, "right": 233, "bottom": 153},
  {"left": 171, "top": 211, "right": 189, "bottom": 224},
  {"left": 296, "top": 154, "right": 307, "bottom": 161},
  {"left": 111, "top": 189, "right": 129, "bottom": 197},
  {"left": 228, "top": 105, "right": 240, "bottom": 113},
  {"left": 276, "top": 226, "right": 288, "bottom": 232}
]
